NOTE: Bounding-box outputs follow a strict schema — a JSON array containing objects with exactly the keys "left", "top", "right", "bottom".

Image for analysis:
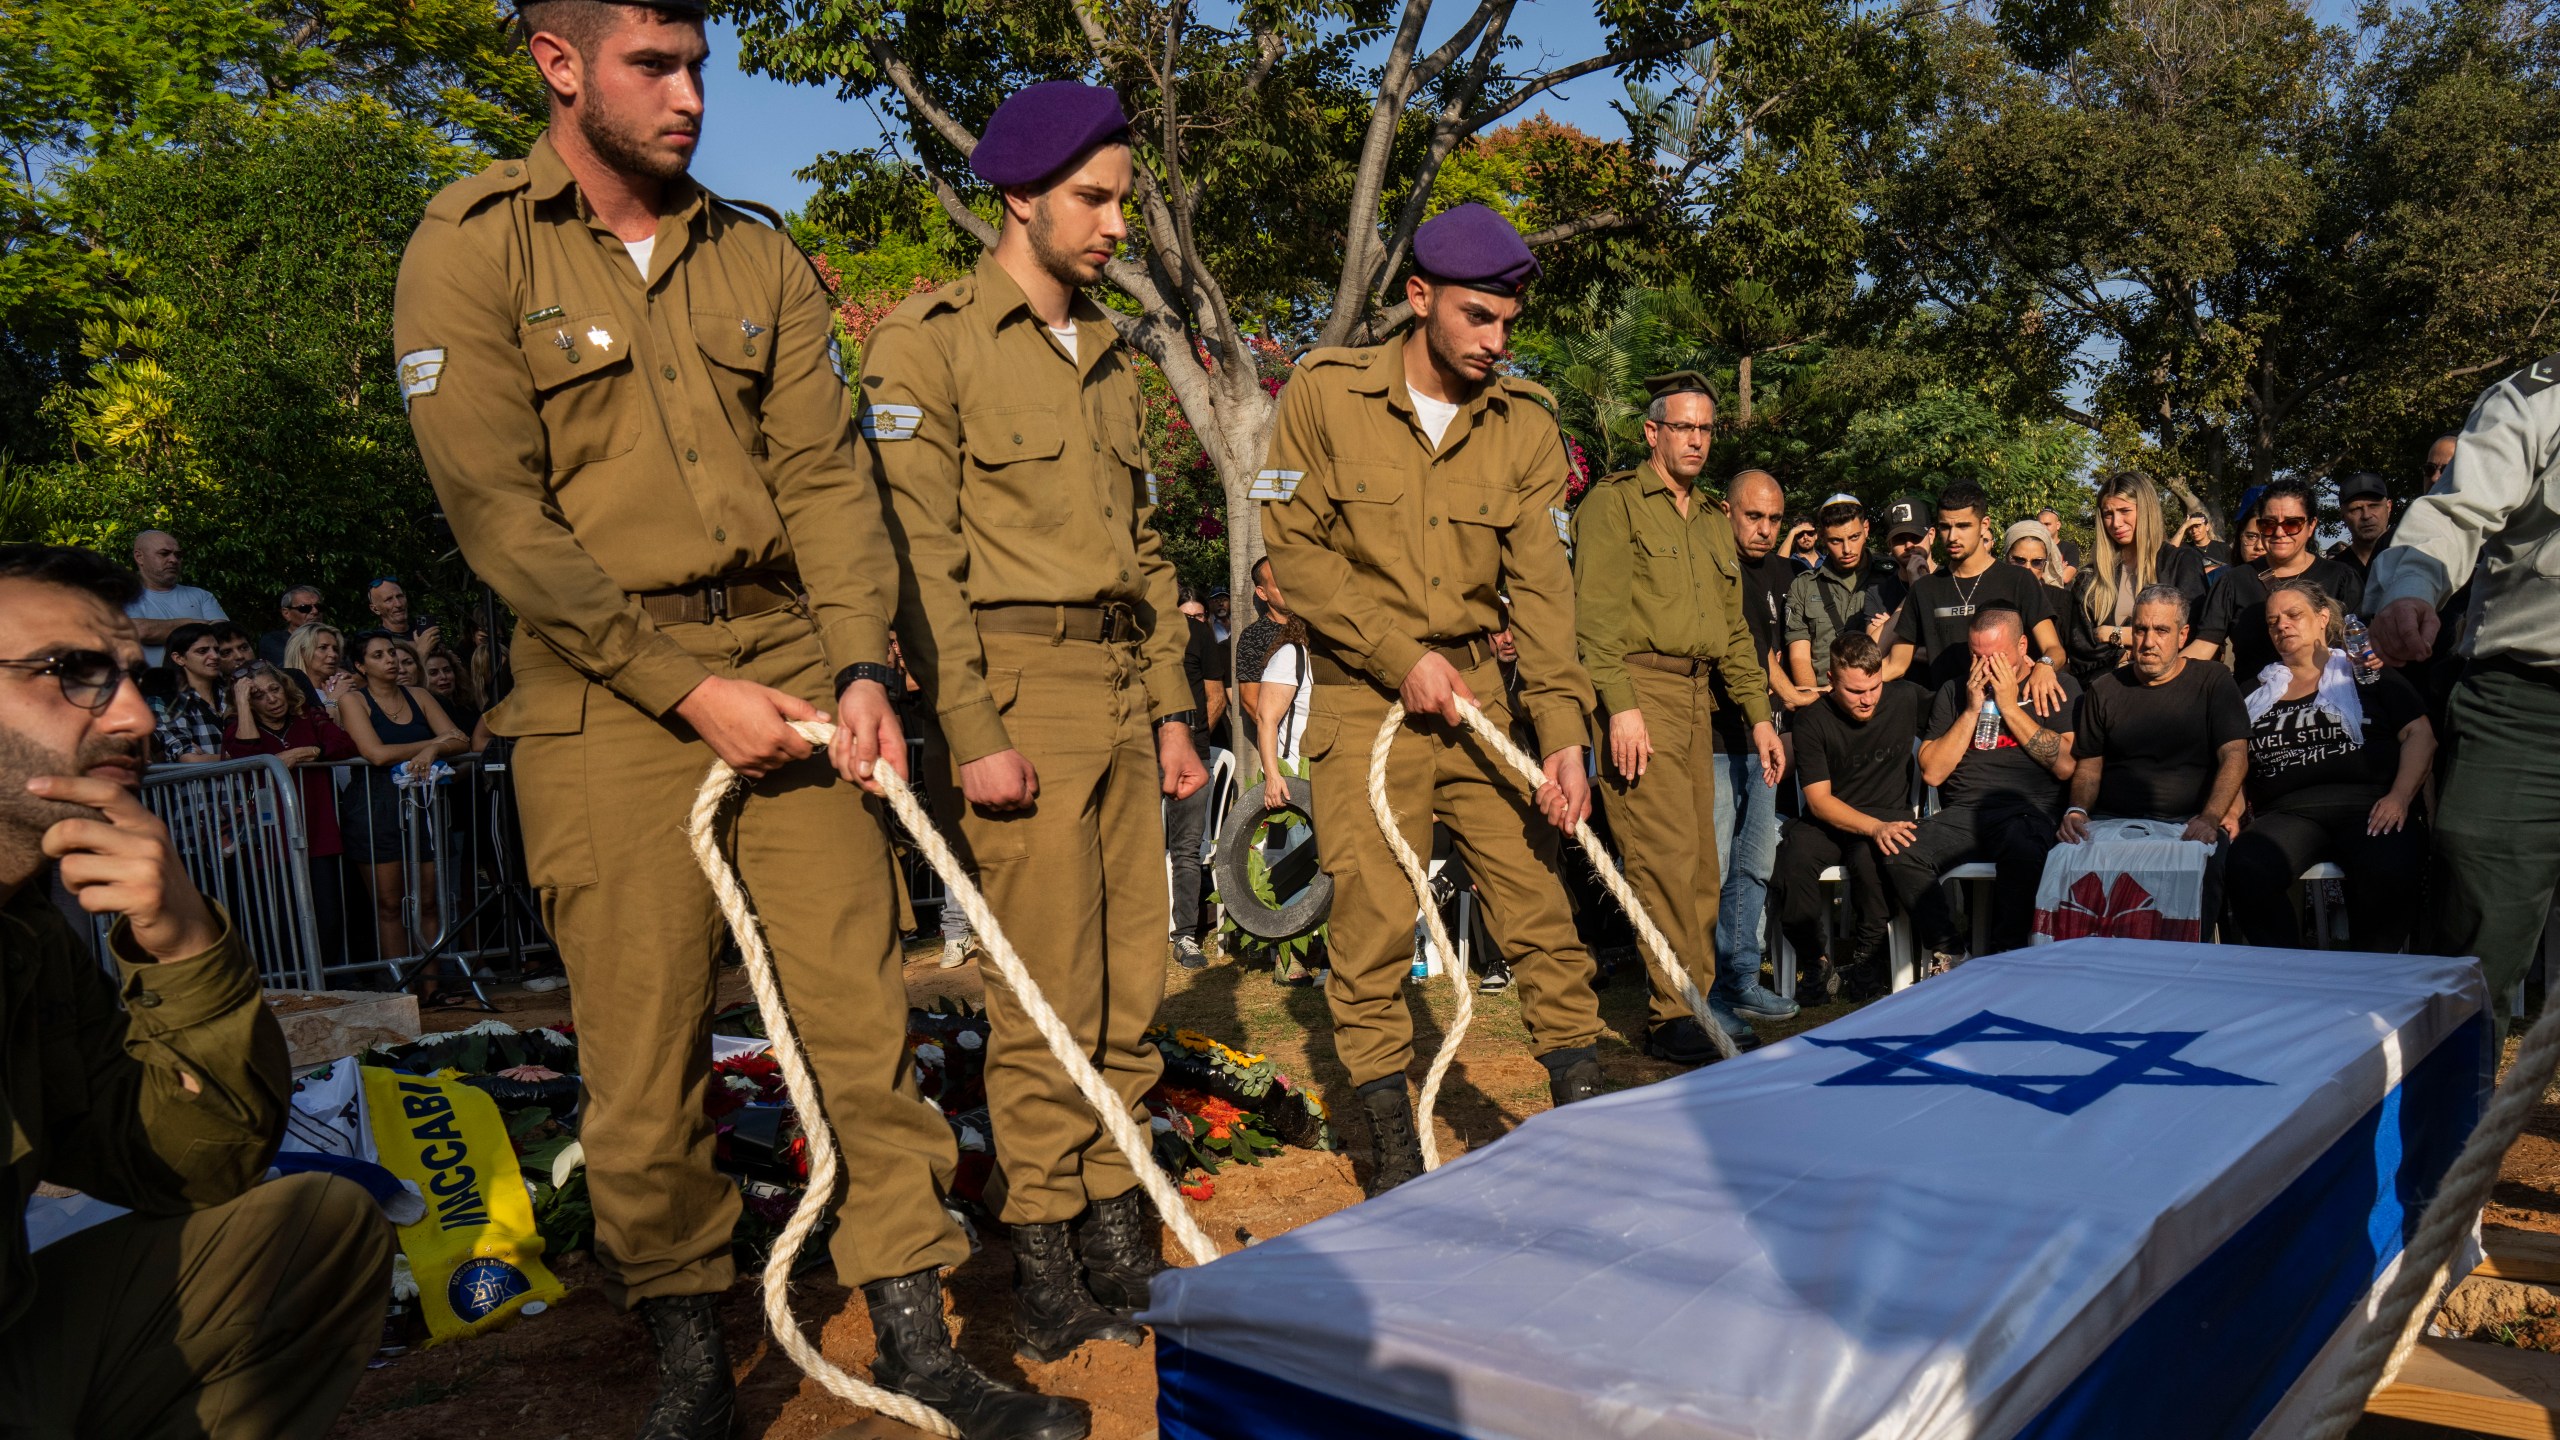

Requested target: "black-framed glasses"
[{"left": 0, "top": 650, "right": 150, "bottom": 712}]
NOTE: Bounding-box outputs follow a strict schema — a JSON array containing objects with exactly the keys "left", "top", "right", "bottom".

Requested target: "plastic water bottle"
[
  {"left": 2341, "top": 614, "right": 2380, "bottom": 686},
  {"left": 1971, "top": 695, "right": 2003, "bottom": 749}
]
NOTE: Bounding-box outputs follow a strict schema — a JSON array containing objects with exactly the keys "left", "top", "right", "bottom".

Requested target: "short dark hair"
[
  {"left": 1936, "top": 481, "right": 1990, "bottom": 522},
  {"left": 1968, "top": 605, "right": 2025, "bottom": 644},
  {"left": 518, "top": 0, "right": 637, "bottom": 56},
  {"left": 2259, "top": 477, "right": 2315, "bottom": 517},
  {"left": 0, "top": 543, "right": 142, "bottom": 610},
  {"left": 1252, "top": 555, "right": 1274, "bottom": 587},
  {"left": 210, "top": 620, "right": 251, "bottom": 646},
  {"left": 1817, "top": 500, "right": 1865, "bottom": 531},
  {"left": 1831, "top": 632, "right": 1886, "bottom": 676},
  {"left": 165, "top": 622, "right": 222, "bottom": 662}
]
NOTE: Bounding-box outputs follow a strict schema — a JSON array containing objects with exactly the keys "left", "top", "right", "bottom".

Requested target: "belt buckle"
[{"left": 705, "top": 583, "right": 729, "bottom": 622}]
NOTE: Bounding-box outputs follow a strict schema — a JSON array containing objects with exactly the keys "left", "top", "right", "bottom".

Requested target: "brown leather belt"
[
  {"left": 635, "top": 572, "right": 801, "bottom": 625},
  {"left": 1626, "top": 650, "right": 1702, "bottom": 677},
  {"left": 1308, "top": 635, "right": 1493, "bottom": 687},
  {"left": 975, "top": 602, "right": 1143, "bottom": 644}
]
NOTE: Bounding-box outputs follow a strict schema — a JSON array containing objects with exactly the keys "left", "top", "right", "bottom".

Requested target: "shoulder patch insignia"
[
  {"left": 827, "top": 337, "right": 847, "bottom": 385},
  {"left": 398, "top": 348, "right": 446, "bottom": 411},
  {"left": 1250, "top": 469, "right": 1304, "bottom": 503},
  {"left": 2512, "top": 354, "right": 2560, "bottom": 397},
  {"left": 860, "top": 403, "right": 922, "bottom": 442},
  {"left": 1551, "top": 506, "right": 1574, "bottom": 553},
  {"left": 1144, "top": 472, "right": 1161, "bottom": 507}
]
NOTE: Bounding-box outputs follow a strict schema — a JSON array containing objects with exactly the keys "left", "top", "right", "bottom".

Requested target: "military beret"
[
  {"left": 1643, "top": 370, "right": 1720, "bottom": 409},
  {"left": 1413, "top": 203, "right": 1540, "bottom": 296},
  {"left": 971, "top": 82, "right": 1132, "bottom": 189}
]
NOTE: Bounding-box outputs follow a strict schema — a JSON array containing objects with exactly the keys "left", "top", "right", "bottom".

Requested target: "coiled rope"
[
  {"left": 2299, "top": 995, "right": 2560, "bottom": 1438},
  {"left": 686, "top": 719, "right": 1219, "bottom": 1437},
  {"left": 1368, "top": 700, "right": 1740, "bottom": 1170}
]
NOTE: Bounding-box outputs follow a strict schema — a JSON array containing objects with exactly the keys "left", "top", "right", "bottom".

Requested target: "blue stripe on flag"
[
  {"left": 2012, "top": 1010, "right": 2488, "bottom": 1440},
  {"left": 1158, "top": 1338, "right": 1465, "bottom": 1440}
]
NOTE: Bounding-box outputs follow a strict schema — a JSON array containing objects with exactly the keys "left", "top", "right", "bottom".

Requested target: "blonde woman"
[
  {"left": 282, "top": 621, "right": 356, "bottom": 715},
  {"left": 2065, "top": 471, "right": 2209, "bottom": 680}
]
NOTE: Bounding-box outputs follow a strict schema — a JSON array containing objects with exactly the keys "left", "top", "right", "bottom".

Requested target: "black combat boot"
[
  {"left": 861, "top": 1269, "right": 1092, "bottom": 1440},
  {"left": 1010, "top": 1222, "right": 1144, "bottom": 1363},
  {"left": 634, "top": 1293, "right": 735, "bottom": 1440},
  {"left": 1073, "top": 1189, "right": 1169, "bottom": 1317},
  {"left": 1358, "top": 1075, "right": 1425, "bottom": 1197},
  {"left": 1541, "top": 1045, "right": 1606, "bottom": 1106}
]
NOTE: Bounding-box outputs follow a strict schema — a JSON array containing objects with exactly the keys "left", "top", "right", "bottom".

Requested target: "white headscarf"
[{"left": 2246, "top": 650, "right": 2366, "bottom": 746}]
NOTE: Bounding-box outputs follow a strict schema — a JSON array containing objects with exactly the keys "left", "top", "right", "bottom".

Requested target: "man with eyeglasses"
[
  {"left": 1575, "top": 372, "right": 1792, "bottom": 1064},
  {"left": 258, "top": 586, "right": 324, "bottom": 667},
  {"left": 0, "top": 543, "right": 392, "bottom": 1436},
  {"left": 2188, "top": 478, "right": 2365, "bottom": 678},
  {"left": 123, "top": 530, "right": 228, "bottom": 669}
]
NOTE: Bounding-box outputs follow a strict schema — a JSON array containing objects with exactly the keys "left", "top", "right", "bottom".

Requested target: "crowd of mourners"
[{"left": 119, "top": 530, "right": 500, "bottom": 1000}]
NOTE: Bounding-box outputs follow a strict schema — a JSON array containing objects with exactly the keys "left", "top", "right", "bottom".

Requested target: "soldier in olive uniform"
[
  {"left": 1574, "top": 373, "right": 1791, "bottom": 1067},
  {"left": 1260, "top": 204, "right": 1609, "bottom": 1197},
  {"left": 859, "top": 84, "right": 1208, "bottom": 1362},
  {"left": 393, "top": 7, "right": 1079, "bottom": 1439}
]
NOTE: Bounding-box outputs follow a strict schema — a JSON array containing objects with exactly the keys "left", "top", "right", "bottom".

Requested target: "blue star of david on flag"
[{"left": 1806, "top": 1009, "right": 2270, "bottom": 1115}]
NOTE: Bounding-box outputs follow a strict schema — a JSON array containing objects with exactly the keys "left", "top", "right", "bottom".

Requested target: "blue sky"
[{"left": 686, "top": 9, "right": 1641, "bottom": 213}]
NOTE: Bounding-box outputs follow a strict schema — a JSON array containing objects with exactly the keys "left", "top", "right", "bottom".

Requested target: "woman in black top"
[
  {"left": 339, "top": 631, "right": 472, "bottom": 1001},
  {"left": 2064, "top": 471, "right": 2209, "bottom": 682},
  {"left": 2222, "top": 579, "right": 2434, "bottom": 951}
]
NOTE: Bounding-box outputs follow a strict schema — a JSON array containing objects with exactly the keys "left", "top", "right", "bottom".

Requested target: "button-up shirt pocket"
[
  {"left": 1444, "top": 477, "right": 1521, "bottom": 577},
  {"left": 692, "top": 309, "right": 777, "bottom": 457},
  {"left": 962, "top": 405, "right": 1071, "bottom": 527},
  {"left": 1326, "top": 460, "right": 1407, "bottom": 566},
  {"left": 521, "top": 311, "right": 638, "bottom": 473}
]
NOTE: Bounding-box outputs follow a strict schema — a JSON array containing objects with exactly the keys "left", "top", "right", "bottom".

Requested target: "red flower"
[{"left": 1180, "top": 1175, "right": 1215, "bottom": 1201}]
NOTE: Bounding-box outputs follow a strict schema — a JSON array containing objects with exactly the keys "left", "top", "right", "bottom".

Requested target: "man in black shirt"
[
  {"left": 2189, "top": 478, "right": 2365, "bottom": 679},
  {"left": 1888, "top": 607, "right": 2079, "bottom": 965},
  {"left": 1772, "top": 633, "right": 1923, "bottom": 999},
  {"left": 2326, "top": 471, "right": 2394, "bottom": 579},
  {"left": 1166, "top": 602, "right": 1229, "bottom": 967},
  {"left": 1885, "top": 482, "right": 2072, "bottom": 706},
  {"left": 2065, "top": 585, "right": 2250, "bottom": 838}
]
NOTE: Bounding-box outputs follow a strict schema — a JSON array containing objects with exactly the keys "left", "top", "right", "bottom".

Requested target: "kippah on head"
[
  {"left": 971, "top": 82, "right": 1132, "bottom": 189},
  {"left": 1412, "top": 203, "right": 1540, "bottom": 297}
]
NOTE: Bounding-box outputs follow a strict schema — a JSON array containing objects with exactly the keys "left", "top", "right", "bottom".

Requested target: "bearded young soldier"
[
  {"left": 1259, "top": 204, "right": 1612, "bottom": 1197},
  {"left": 860, "top": 84, "right": 1208, "bottom": 1365},
  {"left": 392, "top": 6, "right": 1084, "bottom": 1438}
]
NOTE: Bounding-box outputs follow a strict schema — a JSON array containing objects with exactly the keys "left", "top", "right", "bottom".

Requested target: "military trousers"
[
  {"left": 2433, "top": 662, "right": 2560, "bottom": 1034},
  {"left": 1304, "top": 658, "right": 1606, "bottom": 1089},
  {"left": 940, "top": 628, "right": 1169, "bottom": 1227},
  {"left": 0, "top": 1173, "right": 391, "bottom": 1439},
  {"left": 506, "top": 607, "right": 967, "bottom": 1304},
  {"left": 1598, "top": 664, "right": 1727, "bottom": 1028}
]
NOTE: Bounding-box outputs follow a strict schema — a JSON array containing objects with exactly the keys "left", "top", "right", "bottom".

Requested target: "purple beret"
[
  {"left": 970, "top": 82, "right": 1132, "bottom": 189},
  {"left": 1412, "top": 203, "right": 1540, "bottom": 295}
]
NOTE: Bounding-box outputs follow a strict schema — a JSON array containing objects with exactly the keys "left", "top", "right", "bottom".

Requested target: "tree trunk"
[{"left": 1736, "top": 351, "right": 1755, "bottom": 427}]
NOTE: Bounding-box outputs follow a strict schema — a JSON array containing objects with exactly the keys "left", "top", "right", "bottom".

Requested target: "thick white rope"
[
  {"left": 2299, "top": 995, "right": 2560, "bottom": 1438},
  {"left": 685, "top": 719, "right": 1220, "bottom": 1436},
  {"left": 1369, "top": 700, "right": 1740, "bottom": 1170}
]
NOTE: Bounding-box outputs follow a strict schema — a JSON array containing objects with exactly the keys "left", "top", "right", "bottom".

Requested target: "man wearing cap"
[
  {"left": 1575, "top": 373, "right": 1792, "bottom": 1063},
  {"left": 394, "top": 7, "right": 1080, "bottom": 1438},
  {"left": 1260, "top": 202, "right": 1610, "bottom": 1196},
  {"left": 2328, "top": 471, "right": 2395, "bottom": 578},
  {"left": 1784, "top": 494, "right": 1895, "bottom": 694},
  {"left": 860, "top": 81, "right": 1206, "bottom": 1371}
]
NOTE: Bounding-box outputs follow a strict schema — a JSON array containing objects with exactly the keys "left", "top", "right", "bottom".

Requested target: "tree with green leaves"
[{"left": 724, "top": 0, "right": 1720, "bottom": 603}]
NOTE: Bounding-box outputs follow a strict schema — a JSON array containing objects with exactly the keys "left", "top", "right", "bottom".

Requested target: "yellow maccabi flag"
[{"left": 360, "top": 1066, "right": 566, "bottom": 1345}]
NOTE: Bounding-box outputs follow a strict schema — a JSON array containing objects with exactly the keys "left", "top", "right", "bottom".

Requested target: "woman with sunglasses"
[{"left": 2189, "top": 478, "right": 2366, "bottom": 679}]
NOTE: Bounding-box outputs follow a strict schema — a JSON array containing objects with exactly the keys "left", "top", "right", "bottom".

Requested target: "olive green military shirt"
[
  {"left": 858, "top": 257, "right": 1190, "bottom": 765},
  {"left": 1573, "top": 462, "right": 1773, "bottom": 725},
  {"left": 392, "top": 133, "right": 898, "bottom": 722},
  {"left": 1258, "top": 346, "right": 1593, "bottom": 758},
  {"left": 2, "top": 891, "right": 286, "bottom": 1332}
]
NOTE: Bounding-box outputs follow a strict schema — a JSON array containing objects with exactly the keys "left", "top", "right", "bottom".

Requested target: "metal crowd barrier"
[{"left": 119, "top": 751, "right": 552, "bottom": 998}]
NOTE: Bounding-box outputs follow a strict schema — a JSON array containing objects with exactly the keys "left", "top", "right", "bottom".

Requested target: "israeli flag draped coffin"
[{"left": 1145, "top": 940, "right": 2490, "bottom": 1440}]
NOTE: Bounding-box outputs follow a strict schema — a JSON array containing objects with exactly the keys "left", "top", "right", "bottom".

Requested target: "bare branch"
[
  {"left": 2445, "top": 356, "right": 2515, "bottom": 381},
  {"left": 1244, "top": 24, "right": 1285, "bottom": 95},
  {"left": 922, "top": 164, "right": 998, "bottom": 249},
  {"left": 863, "top": 33, "right": 980, "bottom": 160},
  {"left": 1411, "top": 3, "right": 1501, "bottom": 90},
  {"left": 1456, "top": 40, "right": 1695, "bottom": 146},
  {"left": 1521, "top": 211, "right": 1629, "bottom": 248},
  {"left": 1323, "top": 0, "right": 1443, "bottom": 342}
]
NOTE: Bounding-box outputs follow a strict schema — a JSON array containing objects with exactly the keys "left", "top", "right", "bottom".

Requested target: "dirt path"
[{"left": 332, "top": 950, "right": 2554, "bottom": 1439}]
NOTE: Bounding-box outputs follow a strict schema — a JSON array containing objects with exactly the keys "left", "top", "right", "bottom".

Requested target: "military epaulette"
[
  {"left": 1496, "top": 375, "right": 1558, "bottom": 414},
  {"left": 1593, "top": 467, "right": 1642, "bottom": 488},
  {"left": 1294, "top": 344, "right": 1377, "bottom": 371},
  {"left": 912, "top": 276, "right": 975, "bottom": 318},
  {"left": 709, "top": 193, "right": 786, "bottom": 229},
  {"left": 2509, "top": 354, "right": 2560, "bottom": 398},
  {"left": 423, "top": 154, "right": 533, "bottom": 224}
]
